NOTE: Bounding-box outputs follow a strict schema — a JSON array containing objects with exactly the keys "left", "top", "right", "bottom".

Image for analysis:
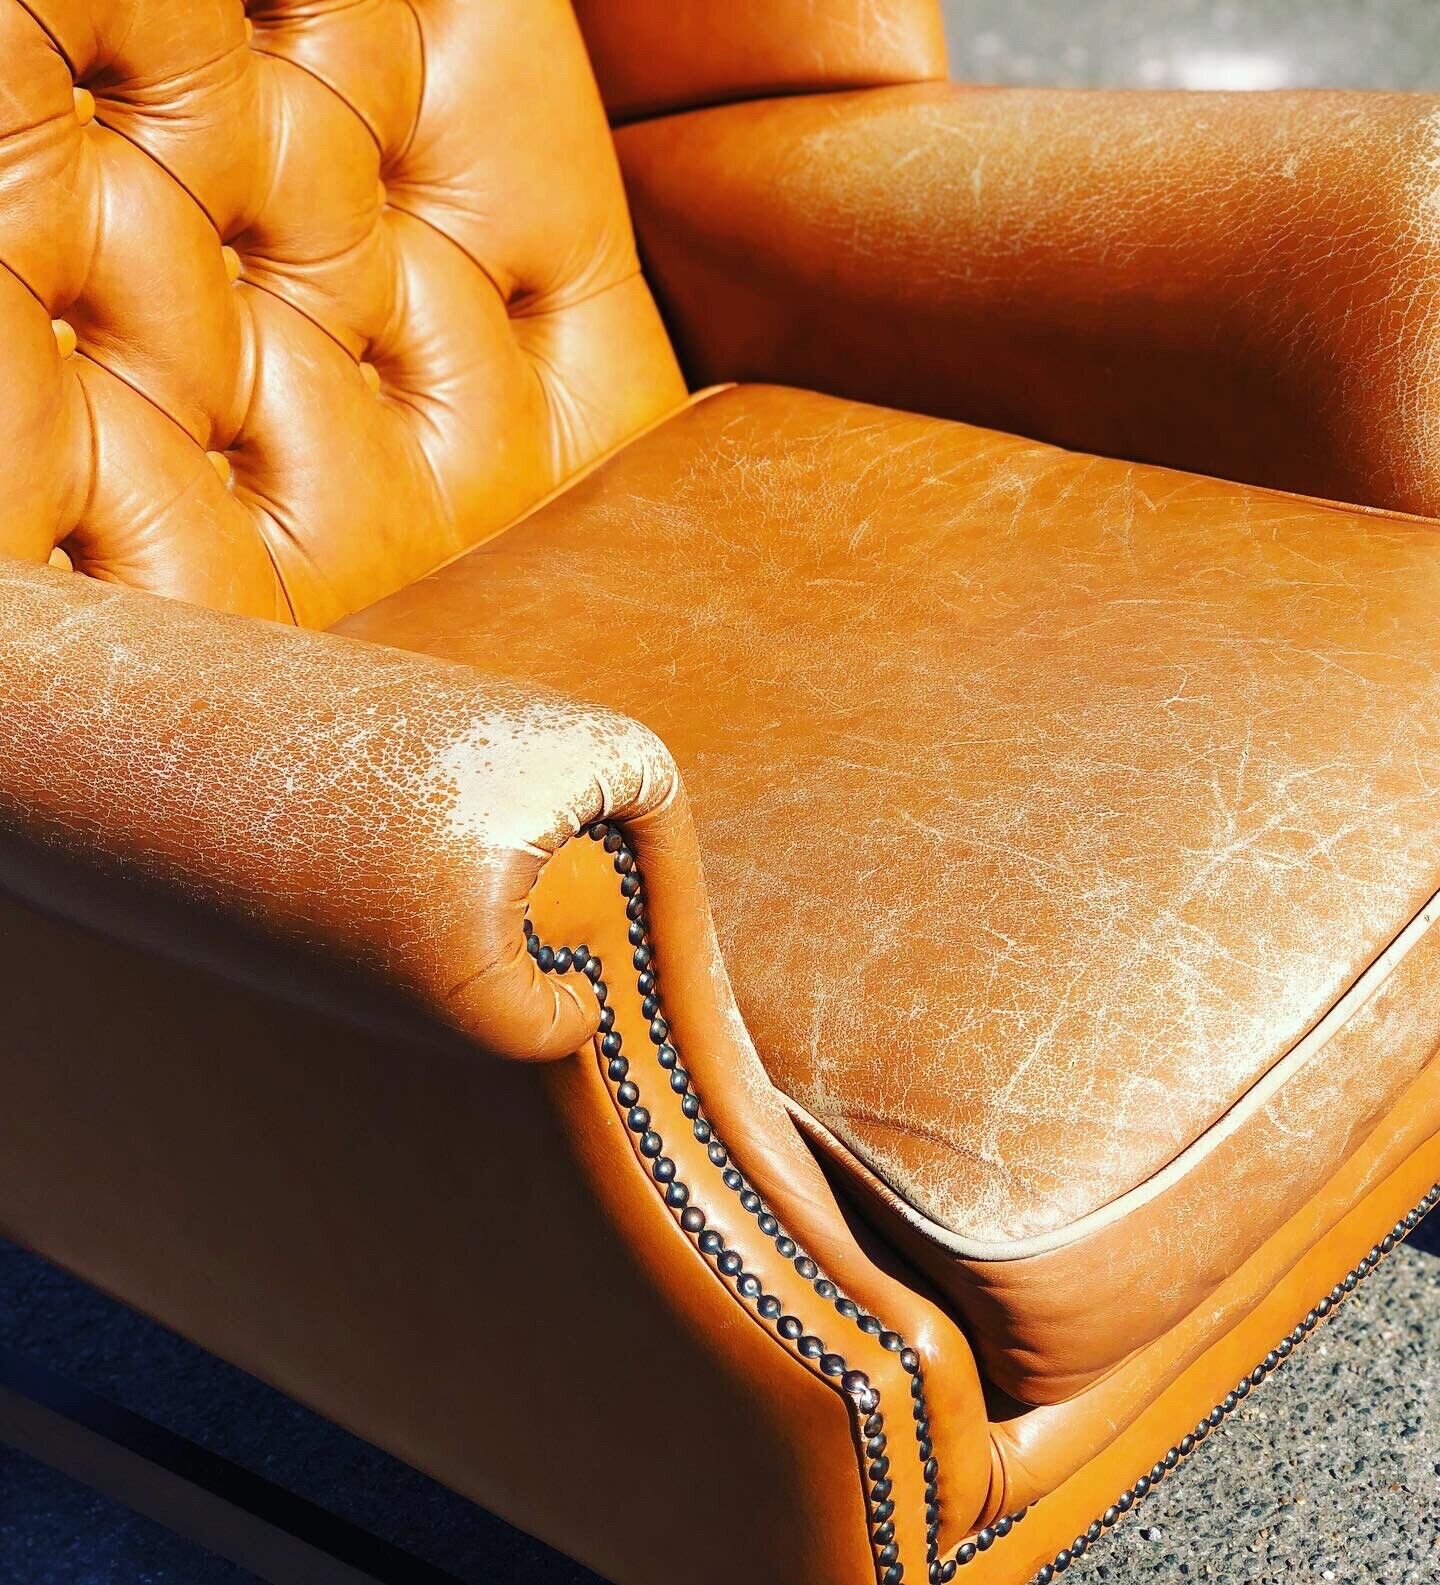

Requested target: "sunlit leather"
[
  {"left": 342, "top": 383, "right": 1440, "bottom": 1402},
  {"left": 0, "top": 0, "right": 684, "bottom": 626},
  {"left": 572, "top": 0, "right": 947, "bottom": 122},
  {"left": 2, "top": 4, "right": 1438, "bottom": 1584},
  {"left": 616, "top": 82, "right": 1440, "bottom": 516}
]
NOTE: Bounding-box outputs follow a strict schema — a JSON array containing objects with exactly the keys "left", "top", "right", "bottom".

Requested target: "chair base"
[
  {"left": 3, "top": 1153, "right": 1436, "bottom": 1585},
  {"left": 955, "top": 1133, "right": 1440, "bottom": 1584},
  {"left": 0, "top": 1346, "right": 466, "bottom": 1585}
]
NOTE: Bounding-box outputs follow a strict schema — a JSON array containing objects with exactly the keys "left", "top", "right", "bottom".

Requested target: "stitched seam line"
[
  {"left": 525, "top": 822, "right": 1436, "bottom": 1583},
  {"left": 986, "top": 1184, "right": 1440, "bottom": 1583}
]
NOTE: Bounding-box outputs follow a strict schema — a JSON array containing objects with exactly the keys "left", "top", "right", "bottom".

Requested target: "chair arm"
[
  {"left": 0, "top": 558, "right": 677, "bottom": 1061},
  {"left": 0, "top": 565, "right": 997, "bottom": 1583},
  {"left": 572, "top": 0, "right": 946, "bottom": 123},
  {"left": 617, "top": 82, "right": 1440, "bottom": 515}
]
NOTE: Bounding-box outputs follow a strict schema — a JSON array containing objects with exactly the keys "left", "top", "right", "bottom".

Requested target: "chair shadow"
[
  {"left": 1408, "top": 1209, "right": 1440, "bottom": 1258},
  {"left": 0, "top": 1237, "right": 601, "bottom": 1585}
]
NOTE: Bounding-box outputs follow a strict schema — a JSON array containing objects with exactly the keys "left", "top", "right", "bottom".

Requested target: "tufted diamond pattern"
[{"left": 0, "top": 0, "right": 686, "bottom": 626}]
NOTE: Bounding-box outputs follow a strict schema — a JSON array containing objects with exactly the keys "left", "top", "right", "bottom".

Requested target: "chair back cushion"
[{"left": 0, "top": 0, "right": 684, "bottom": 625}]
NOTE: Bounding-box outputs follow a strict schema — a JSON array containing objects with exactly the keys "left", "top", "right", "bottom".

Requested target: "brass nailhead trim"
[
  {"left": 527, "top": 823, "right": 1439, "bottom": 1585},
  {"left": 529, "top": 824, "right": 935, "bottom": 1585}
]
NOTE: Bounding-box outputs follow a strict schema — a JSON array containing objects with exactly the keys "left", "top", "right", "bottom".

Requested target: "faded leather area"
[
  {"left": 0, "top": 0, "right": 684, "bottom": 625},
  {"left": 341, "top": 383, "right": 1440, "bottom": 1257},
  {"left": 0, "top": 559, "right": 680, "bottom": 1061},
  {"left": 841, "top": 900, "right": 1440, "bottom": 1402}
]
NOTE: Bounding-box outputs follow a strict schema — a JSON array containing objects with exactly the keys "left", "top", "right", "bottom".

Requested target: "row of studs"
[
  {"left": 527, "top": 821, "right": 953, "bottom": 1585},
  {"left": 528, "top": 824, "right": 1440, "bottom": 1584},
  {"left": 1007, "top": 1182, "right": 1440, "bottom": 1584}
]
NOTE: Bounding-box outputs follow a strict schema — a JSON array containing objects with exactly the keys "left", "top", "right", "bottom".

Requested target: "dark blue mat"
[{"left": 0, "top": 1238, "right": 600, "bottom": 1585}]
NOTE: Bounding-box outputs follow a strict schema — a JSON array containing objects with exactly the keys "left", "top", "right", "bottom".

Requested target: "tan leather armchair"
[{"left": 1, "top": 4, "right": 1438, "bottom": 1584}]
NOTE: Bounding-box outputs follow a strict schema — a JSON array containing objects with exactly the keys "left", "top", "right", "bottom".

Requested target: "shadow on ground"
[
  {"left": 1410, "top": 1210, "right": 1440, "bottom": 1257},
  {"left": 0, "top": 1238, "right": 600, "bottom": 1585},
  {"left": 2, "top": 1212, "right": 1436, "bottom": 1584}
]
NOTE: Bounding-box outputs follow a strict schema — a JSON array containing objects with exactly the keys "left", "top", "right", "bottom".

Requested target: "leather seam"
[
  {"left": 992, "top": 1184, "right": 1440, "bottom": 1584},
  {"left": 14, "top": 1, "right": 76, "bottom": 78},
  {"left": 393, "top": 0, "right": 425, "bottom": 171},
  {"left": 605, "top": 72, "right": 950, "bottom": 130},
  {"left": 506, "top": 265, "right": 647, "bottom": 322},
  {"left": 247, "top": 40, "right": 387, "bottom": 168},
  {"left": 380, "top": 195, "right": 511, "bottom": 308},
  {"left": 381, "top": 384, "right": 728, "bottom": 591}
]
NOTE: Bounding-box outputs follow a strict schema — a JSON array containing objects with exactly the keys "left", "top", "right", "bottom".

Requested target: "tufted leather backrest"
[{"left": 0, "top": 0, "right": 686, "bottom": 627}]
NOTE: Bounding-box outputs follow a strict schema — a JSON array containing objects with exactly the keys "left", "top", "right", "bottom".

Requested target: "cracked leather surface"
[
  {"left": 341, "top": 383, "right": 1440, "bottom": 1262},
  {"left": 882, "top": 905, "right": 1440, "bottom": 1401},
  {"left": 617, "top": 81, "right": 1440, "bottom": 516},
  {"left": 6, "top": 0, "right": 1439, "bottom": 1562},
  {"left": 0, "top": 559, "right": 680, "bottom": 1062}
]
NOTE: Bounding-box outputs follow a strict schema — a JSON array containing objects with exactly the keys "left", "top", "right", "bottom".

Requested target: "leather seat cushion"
[{"left": 337, "top": 384, "right": 1440, "bottom": 1403}]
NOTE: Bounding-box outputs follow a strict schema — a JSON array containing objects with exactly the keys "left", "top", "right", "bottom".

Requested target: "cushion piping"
[{"left": 783, "top": 880, "right": 1440, "bottom": 1261}]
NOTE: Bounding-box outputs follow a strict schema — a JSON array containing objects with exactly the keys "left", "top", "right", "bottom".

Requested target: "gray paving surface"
[
  {"left": 1065, "top": 1229, "right": 1440, "bottom": 1583},
  {"left": 942, "top": 0, "right": 1440, "bottom": 91}
]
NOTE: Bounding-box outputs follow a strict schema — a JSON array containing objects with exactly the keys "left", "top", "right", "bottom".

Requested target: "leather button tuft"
[
  {"left": 359, "top": 360, "right": 381, "bottom": 394},
  {"left": 72, "top": 87, "right": 95, "bottom": 126},
  {"left": 243, "top": 17, "right": 254, "bottom": 43},
  {"left": 51, "top": 319, "right": 76, "bottom": 359},
  {"left": 376, "top": 179, "right": 388, "bottom": 208},
  {"left": 221, "top": 246, "right": 242, "bottom": 284},
  {"left": 206, "top": 450, "right": 232, "bottom": 486}
]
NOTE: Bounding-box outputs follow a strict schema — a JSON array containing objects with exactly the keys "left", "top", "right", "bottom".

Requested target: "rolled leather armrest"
[
  {"left": 0, "top": 558, "right": 997, "bottom": 1579},
  {"left": 617, "top": 82, "right": 1440, "bottom": 516},
  {"left": 0, "top": 557, "right": 680, "bottom": 1061}
]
